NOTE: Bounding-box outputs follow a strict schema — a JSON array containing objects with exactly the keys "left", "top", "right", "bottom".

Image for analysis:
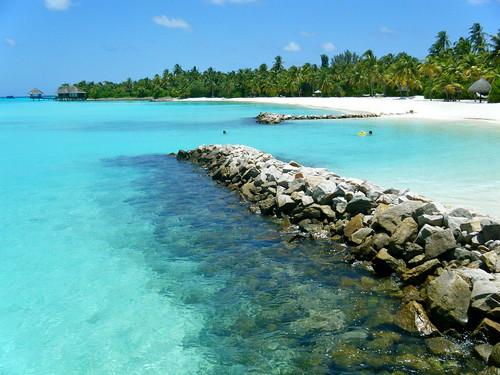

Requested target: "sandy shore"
[{"left": 181, "top": 96, "right": 500, "bottom": 123}]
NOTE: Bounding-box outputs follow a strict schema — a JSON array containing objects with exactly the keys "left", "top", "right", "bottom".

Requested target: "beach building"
[
  {"left": 28, "top": 88, "right": 43, "bottom": 100},
  {"left": 57, "top": 85, "right": 87, "bottom": 101},
  {"left": 468, "top": 77, "right": 491, "bottom": 103}
]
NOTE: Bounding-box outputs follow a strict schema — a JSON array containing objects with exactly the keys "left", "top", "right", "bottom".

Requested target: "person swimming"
[
  {"left": 358, "top": 130, "right": 373, "bottom": 137},
  {"left": 369, "top": 130, "right": 373, "bottom": 135},
  {"left": 223, "top": 130, "right": 227, "bottom": 134}
]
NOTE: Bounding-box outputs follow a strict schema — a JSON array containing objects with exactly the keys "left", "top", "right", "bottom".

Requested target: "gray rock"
[
  {"left": 373, "top": 201, "right": 425, "bottom": 234},
  {"left": 408, "top": 254, "right": 426, "bottom": 267},
  {"left": 332, "top": 197, "right": 347, "bottom": 214},
  {"left": 301, "top": 195, "right": 314, "bottom": 207},
  {"left": 471, "top": 278, "right": 500, "bottom": 300},
  {"left": 258, "top": 197, "right": 275, "bottom": 215},
  {"left": 418, "top": 214, "right": 444, "bottom": 228},
  {"left": 395, "top": 301, "right": 439, "bottom": 336},
  {"left": 450, "top": 207, "right": 474, "bottom": 219},
  {"left": 456, "top": 268, "right": 495, "bottom": 283},
  {"left": 346, "top": 195, "right": 373, "bottom": 215},
  {"left": 473, "top": 318, "right": 500, "bottom": 344},
  {"left": 319, "top": 205, "right": 336, "bottom": 220},
  {"left": 445, "top": 215, "right": 469, "bottom": 236},
  {"left": 312, "top": 180, "right": 337, "bottom": 205},
  {"left": 416, "top": 224, "right": 441, "bottom": 245},
  {"left": 415, "top": 201, "right": 447, "bottom": 216},
  {"left": 480, "top": 224, "right": 500, "bottom": 243},
  {"left": 351, "top": 227, "right": 374, "bottom": 245},
  {"left": 391, "top": 217, "right": 418, "bottom": 246},
  {"left": 461, "top": 220, "right": 483, "bottom": 233},
  {"left": 424, "top": 228, "right": 457, "bottom": 259},
  {"left": 426, "top": 270, "right": 472, "bottom": 327},
  {"left": 276, "top": 194, "right": 296, "bottom": 213}
]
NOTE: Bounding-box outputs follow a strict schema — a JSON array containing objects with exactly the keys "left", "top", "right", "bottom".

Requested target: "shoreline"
[{"left": 179, "top": 96, "right": 500, "bottom": 124}]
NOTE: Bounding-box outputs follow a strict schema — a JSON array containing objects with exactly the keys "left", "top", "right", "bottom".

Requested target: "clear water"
[{"left": 0, "top": 99, "right": 496, "bottom": 374}]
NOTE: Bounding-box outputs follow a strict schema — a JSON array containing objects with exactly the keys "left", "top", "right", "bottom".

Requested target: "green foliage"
[
  {"left": 72, "top": 24, "right": 500, "bottom": 100},
  {"left": 488, "top": 80, "right": 500, "bottom": 103}
]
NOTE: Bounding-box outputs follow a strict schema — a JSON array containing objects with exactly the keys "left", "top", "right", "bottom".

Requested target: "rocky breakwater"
[
  {"left": 256, "top": 112, "right": 380, "bottom": 124},
  {"left": 176, "top": 145, "right": 500, "bottom": 367}
]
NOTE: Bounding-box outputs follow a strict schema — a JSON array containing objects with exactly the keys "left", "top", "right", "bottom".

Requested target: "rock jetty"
[
  {"left": 176, "top": 144, "right": 500, "bottom": 363},
  {"left": 256, "top": 112, "right": 380, "bottom": 124}
]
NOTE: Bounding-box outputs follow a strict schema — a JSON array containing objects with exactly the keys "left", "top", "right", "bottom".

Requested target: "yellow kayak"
[{"left": 358, "top": 131, "right": 367, "bottom": 137}]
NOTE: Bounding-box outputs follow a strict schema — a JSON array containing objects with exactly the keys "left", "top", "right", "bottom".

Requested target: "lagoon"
[{"left": 0, "top": 99, "right": 496, "bottom": 373}]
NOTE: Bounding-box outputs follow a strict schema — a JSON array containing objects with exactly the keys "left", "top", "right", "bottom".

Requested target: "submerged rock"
[{"left": 395, "top": 301, "right": 439, "bottom": 336}]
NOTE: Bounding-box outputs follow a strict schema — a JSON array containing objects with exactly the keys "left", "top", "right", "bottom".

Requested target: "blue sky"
[{"left": 1, "top": 0, "right": 499, "bottom": 95}]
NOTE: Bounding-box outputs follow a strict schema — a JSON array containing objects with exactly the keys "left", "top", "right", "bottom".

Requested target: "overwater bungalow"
[
  {"left": 57, "top": 85, "right": 87, "bottom": 101},
  {"left": 28, "top": 88, "right": 43, "bottom": 100}
]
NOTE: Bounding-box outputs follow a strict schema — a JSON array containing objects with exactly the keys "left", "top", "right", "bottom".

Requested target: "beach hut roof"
[
  {"left": 57, "top": 85, "right": 86, "bottom": 94},
  {"left": 314, "top": 89, "right": 322, "bottom": 94},
  {"left": 468, "top": 78, "right": 491, "bottom": 95},
  {"left": 28, "top": 88, "right": 43, "bottom": 95}
]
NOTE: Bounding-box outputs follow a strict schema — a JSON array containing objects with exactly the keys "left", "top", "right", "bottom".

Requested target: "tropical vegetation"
[{"left": 69, "top": 24, "right": 500, "bottom": 102}]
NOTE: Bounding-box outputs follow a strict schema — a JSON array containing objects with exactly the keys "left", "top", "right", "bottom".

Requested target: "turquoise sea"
[{"left": 1, "top": 99, "right": 499, "bottom": 374}]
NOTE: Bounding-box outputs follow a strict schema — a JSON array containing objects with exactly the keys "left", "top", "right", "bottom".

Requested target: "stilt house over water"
[
  {"left": 57, "top": 85, "right": 87, "bottom": 101},
  {"left": 28, "top": 88, "right": 43, "bottom": 100}
]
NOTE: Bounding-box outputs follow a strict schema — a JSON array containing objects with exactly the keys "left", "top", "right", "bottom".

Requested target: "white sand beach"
[{"left": 182, "top": 96, "right": 500, "bottom": 123}]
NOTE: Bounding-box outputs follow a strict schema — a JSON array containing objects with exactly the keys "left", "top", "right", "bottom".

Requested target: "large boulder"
[
  {"left": 426, "top": 270, "right": 472, "bottom": 327},
  {"left": 343, "top": 214, "right": 364, "bottom": 239},
  {"left": 346, "top": 195, "right": 374, "bottom": 215},
  {"left": 473, "top": 318, "right": 500, "bottom": 344},
  {"left": 479, "top": 224, "right": 500, "bottom": 243},
  {"left": 391, "top": 217, "right": 418, "bottom": 246},
  {"left": 424, "top": 228, "right": 457, "bottom": 259},
  {"left": 489, "top": 343, "right": 500, "bottom": 366},
  {"left": 276, "top": 194, "right": 296, "bottom": 213},
  {"left": 418, "top": 214, "right": 444, "bottom": 228},
  {"left": 373, "top": 200, "right": 426, "bottom": 234},
  {"left": 312, "top": 181, "right": 337, "bottom": 205},
  {"left": 395, "top": 301, "right": 439, "bottom": 336}
]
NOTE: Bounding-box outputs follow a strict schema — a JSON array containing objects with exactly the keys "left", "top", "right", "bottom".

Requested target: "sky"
[{"left": 0, "top": 0, "right": 499, "bottom": 96}]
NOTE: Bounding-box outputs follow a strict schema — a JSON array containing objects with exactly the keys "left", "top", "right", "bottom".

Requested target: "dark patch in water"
[{"left": 101, "top": 154, "right": 484, "bottom": 374}]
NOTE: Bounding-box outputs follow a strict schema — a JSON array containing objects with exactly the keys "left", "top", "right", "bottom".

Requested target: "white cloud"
[
  {"left": 210, "top": 0, "right": 256, "bottom": 4},
  {"left": 283, "top": 41, "right": 301, "bottom": 52},
  {"left": 467, "top": 0, "right": 489, "bottom": 4},
  {"left": 300, "top": 31, "right": 314, "bottom": 38},
  {"left": 44, "top": 0, "right": 71, "bottom": 11},
  {"left": 153, "top": 15, "right": 191, "bottom": 30},
  {"left": 379, "top": 26, "right": 395, "bottom": 34},
  {"left": 4, "top": 37, "right": 16, "bottom": 47},
  {"left": 322, "top": 42, "right": 336, "bottom": 52}
]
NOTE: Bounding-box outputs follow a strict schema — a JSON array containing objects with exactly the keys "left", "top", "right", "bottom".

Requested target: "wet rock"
[
  {"left": 258, "top": 197, "right": 275, "bottom": 216},
  {"left": 401, "top": 259, "right": 441, "bottom": 284},
  {"left": 351, "top": 236, "right": 377, "bottom": 260},
  {"left": 373, "top": 248, "right": 406, "bottom": 275},
  {"left": 489, "top": 343, "right": 500, "bottom": 366},
  {"left": 367, "top": 331, "right": 401, "bottom": 351},
  {"left": 424, "top": 228, "right": 457, "bottom": 259},
  {"left": 445, "top": 216, "right": 469, "bottom": 236},
  {"left": 343, "top": 214, "right": 364, "bottom": 239},
  {"left": 475, "top": 343, "right": 493, "bottom": 363},
  {"left": 391, "top": 217, "right": 418, "bottom": 246},
  {"left": 408, "top": 254, "right": 426, "bottom": 267},
  {"left": 403, "top": 242, "right": 425, "bottom": 261},
  {"left": 395, "top": 301, "right": 439, "bottom": 336},
  {"left": 402, "top": 285, "right": 424, "bottom": 303},
  {"left": 473, "top": 318, "right": 500, "bottom": 344},
  {"left": 346, "top": 195, "right": 373, "bottom": 215},
  {"left": 426, "top": 337, "right": 462, "bottom": 356},
  {"left": 426, "top": 270, "right": 471, "bottom": 327},
  {"left": 319, "top": 205, "right": 336, "bottom": 220},
  {"left": 176, "top": 149, "right": 190, "bottom": 160}
]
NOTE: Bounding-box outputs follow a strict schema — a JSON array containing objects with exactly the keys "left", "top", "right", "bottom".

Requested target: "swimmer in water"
[
  {"left": 369, "top": 130, "right": 373, "bottom": 135},
  {"left": 223, "top": 130, "right": 227, "bottom": 134}
]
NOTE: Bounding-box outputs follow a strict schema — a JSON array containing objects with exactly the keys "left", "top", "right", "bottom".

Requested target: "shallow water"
[{"left": 0, "top": 99, "right": 495, "bottom": 374}]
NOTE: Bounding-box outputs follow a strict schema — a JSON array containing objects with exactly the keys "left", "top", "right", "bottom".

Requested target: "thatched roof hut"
[
  {"left": 28, "top": 88, "right": 43, "bottom": 99},
  {"left": 468, "top": 78, "right": 491, "bottom": 95},
  {"left": 57, "top": 85, "right": 86, "bottom": 100}
]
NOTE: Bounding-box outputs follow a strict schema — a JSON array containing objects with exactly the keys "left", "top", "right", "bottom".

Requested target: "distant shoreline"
[{"left": 180, "top": 96, "right": 500, "bottom": 124}]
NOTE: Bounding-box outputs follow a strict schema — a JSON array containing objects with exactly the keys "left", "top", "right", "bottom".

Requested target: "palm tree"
[
  {"left": 469, "top": 23, "right": 487, "bottom": 53},
  {"left": 429, "top": 31, "right": 451, "bottom": 56}
]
